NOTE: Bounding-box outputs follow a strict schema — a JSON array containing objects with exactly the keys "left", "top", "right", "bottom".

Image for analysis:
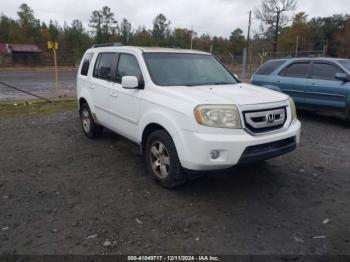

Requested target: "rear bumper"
[{"left": 173, "top": 120, "right": 301, "bottom": 171}]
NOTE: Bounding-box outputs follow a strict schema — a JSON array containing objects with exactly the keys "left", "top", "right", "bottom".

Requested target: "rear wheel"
[
  {"left": 79, "top": 102, "right": 103, "bottom": 138},
  {"left": 145, "top": 130, "right": 186, "bottom": 188}
]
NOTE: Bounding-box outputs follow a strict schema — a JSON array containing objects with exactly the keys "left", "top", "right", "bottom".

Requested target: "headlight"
[
  {"left": 194, "top": 105, "right": 241, "bottom": 129},
  {"left": 289, "top": 97, "right": 297, "bottom": 122}
]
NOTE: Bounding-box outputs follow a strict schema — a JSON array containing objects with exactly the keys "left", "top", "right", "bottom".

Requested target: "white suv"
[{"left": 77, "top": 44, "right": 301, "bottom": 188}]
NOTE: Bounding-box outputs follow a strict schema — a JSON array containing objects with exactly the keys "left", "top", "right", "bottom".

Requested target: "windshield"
[
  {"left": 143, "top": 53, "right": 238, "bottom": 86},
  {"left": 339, "top": 60, "right": 350, "bottom": 71}
]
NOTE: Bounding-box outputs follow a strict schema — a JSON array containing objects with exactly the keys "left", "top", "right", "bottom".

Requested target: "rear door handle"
[
  {"left": 277, "top": 80, "right": 281, "bottom": 83},
  {"left": 309, "top": 82, "right": 317, "bottom": 86},
  {"left": 89, "top": 85, "right": 94, "bottom": 89}
]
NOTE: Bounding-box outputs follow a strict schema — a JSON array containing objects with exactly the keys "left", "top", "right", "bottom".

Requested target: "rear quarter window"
[
  {"left": 80, "top": 53, "right": 93, "bottom": 76},
  {"left": 255, "top": 60, "right": 286, "bottom": 75}
]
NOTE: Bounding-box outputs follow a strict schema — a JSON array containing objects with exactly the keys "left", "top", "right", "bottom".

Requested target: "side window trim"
[{"left": 115, "top": 53, "right": 144, "bottom": 84}]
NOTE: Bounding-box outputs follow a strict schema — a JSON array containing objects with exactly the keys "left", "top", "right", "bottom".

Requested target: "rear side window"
[
  {"left": 80, "top": 53, "right": 93, "bottom": 76},
  {"left": 116, "top": 54, "right": 143, "bottom": 83},
  {"left": 279, "top": 62, "right": 309, "bottom": 78},
  {"left": 93, "top": 52, "right": 117, "bottom": 81},
  {"left": 310, "top": 63, "right": 344, "bottom": 80},
  {"left": 255, "top": 60, "right": 286, "bottom": 75}
]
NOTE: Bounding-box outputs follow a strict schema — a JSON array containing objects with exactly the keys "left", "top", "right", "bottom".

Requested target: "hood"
[{"left": 161, "top": 83, "right": 289, "bottom": 106}]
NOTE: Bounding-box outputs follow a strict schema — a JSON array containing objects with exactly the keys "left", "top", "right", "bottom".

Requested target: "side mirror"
[
  {"left": 335, "top": 72, "right": 349, "bottom": 82},
  {"left": 121, "top": 76, "right": 139, "bottom": 89}
]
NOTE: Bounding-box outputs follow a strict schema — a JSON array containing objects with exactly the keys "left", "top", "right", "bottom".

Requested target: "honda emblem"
[{"left": 267, "top": 114, "right": 275, "bottom": 124}]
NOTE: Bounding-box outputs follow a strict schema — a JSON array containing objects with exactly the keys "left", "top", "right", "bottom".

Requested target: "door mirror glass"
[
  {"left": 122, "top": 76, "right": 139, "bottom": 89},
  {"left": 335, "top": 72, "right": 349, "bottom": 81}
]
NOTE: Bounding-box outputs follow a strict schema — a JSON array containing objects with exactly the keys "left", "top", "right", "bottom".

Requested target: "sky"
[{"left": 1, "top": 0, "right": 349, "bottom": 37}]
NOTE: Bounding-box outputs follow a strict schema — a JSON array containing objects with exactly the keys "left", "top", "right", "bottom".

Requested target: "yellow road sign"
[{"left": 47, "top": 41, "right": 59, "bottom": 50}]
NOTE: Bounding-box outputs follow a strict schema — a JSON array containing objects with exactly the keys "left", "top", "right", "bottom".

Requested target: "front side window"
[
  {"left": 80, "top": 53, "right": 93, "bottom": 76},
  {"left": 93, "top": 53, "right": 117, "bottom": 81},
  {"left": 116, "top": 54, "right": 143, "bottom": 83},
  {"left": 255, "top": 60, "right": 286, "bottom": 75},
  {"left": 279, "top": 62, "right": 310, "bottom": 78},
  {"left": 310, "top": 63, "right": 344, "bottom": 81},
  {"left": 143, "top": 53, "right": 238, "bottom": 86}
]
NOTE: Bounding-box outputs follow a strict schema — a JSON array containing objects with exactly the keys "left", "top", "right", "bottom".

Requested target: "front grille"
[{"left": 243, "top": 107, "right": 287, "bottom": 134}]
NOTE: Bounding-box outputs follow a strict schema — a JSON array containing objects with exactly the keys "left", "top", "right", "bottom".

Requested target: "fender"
[{"left": 137, "top": 109, "right": 188, "bottom": 143}]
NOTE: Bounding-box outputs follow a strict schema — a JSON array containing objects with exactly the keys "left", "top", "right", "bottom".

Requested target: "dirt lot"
[{"left": 0, "top": 107, "right": 349, "bottom": 255}]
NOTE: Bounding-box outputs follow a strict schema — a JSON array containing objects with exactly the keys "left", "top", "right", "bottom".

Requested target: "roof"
[
  {"left": 269, "top": 57, "right": 349, "bottom": 62},
  {"left": 8, "top": 43, "right": 42, "bottom": 53},
  {"left": 89, "top": 45, "right": 210, "bottom": 55}
]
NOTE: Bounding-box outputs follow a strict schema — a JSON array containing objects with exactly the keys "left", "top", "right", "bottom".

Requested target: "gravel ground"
[
  {"left": 0, "top": 110, "right": 349, "bottom": 255},
  {"left": 0, "top": 70, "right": 76, "bottom": 101}
]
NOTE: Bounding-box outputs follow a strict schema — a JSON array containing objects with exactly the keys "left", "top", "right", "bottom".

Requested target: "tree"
[
  {"left": 100, "top": 6, "right": 117, "bottom": 41},
  {"left": 152, "top": 14, "right": 170, "bottom": 45},
  {"left": 89, "top": 6, "right": 117, "bottom": 43},
  {"left": 17, "top": 3, "right": 41, "bottom": 43},
  {"left": 336, "top": 18, "right": 350, "bottom": 58},
  {"left": 0, "top": 15, "right": 21, "bottom": 43},
  {"left": 89, "top": 10, "right": 102, "bottom": 43},
  {"left": 255, "top": 0, "right": 297, "bottom": 53},
  {"left": 63, "top": 20, "right": 91, "bottom": 64},
  {"left": 48, "top": 20, "right": 59, "bottom": 41},
  {"left": 279, "top": 12, "right": 310, "bottom": 52},
  {"left": 120, "top": 18, "right": 133, "bottom": 44},
  {"left": 131, "top": 26, "right": 153, "bottom": 46},
  {"left": 229, "top": 28, "right": 246, "bottom": 54},
  {"left": 169, "top": 28, "right": 192, "bottom": 48}
]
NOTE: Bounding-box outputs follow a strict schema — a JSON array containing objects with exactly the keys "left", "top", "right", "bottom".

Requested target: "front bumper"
[{"left": 173, "top": 120, "right": 301, "bottom": 171}]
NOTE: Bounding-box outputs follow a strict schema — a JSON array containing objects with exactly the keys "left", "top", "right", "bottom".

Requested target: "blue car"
[{"left": 251, "top": 58, "right": 350, "bottom": 120}]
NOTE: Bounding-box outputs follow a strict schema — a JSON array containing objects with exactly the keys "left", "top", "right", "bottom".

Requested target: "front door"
[
  {"left": 305, "top": 62, "right": 349, "bottom": 112},
  {"left": 108, "top": 53, "right": 144, "bottom": 142}
]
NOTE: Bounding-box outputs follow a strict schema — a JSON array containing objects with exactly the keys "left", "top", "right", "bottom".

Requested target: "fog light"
[{"left": 210, "top": 150, "right": 220, "bottom": 159}]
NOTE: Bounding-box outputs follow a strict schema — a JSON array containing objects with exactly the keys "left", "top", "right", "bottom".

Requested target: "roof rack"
[{"left": 91, "top": 43, "right": 123, "bottom": 48}]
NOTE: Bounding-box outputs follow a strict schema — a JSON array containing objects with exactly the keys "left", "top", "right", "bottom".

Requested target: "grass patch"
[{"left": 0, "top": 99, "right": 78, "bottom": 118}]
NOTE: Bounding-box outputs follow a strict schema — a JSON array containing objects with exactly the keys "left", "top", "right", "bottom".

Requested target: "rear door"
[
  {"left": 305, "top": 61, "right": 349, "bottom": 111},
  {"left": 90, "top": 52, "right": 118, "bottom": 126},
  {"left": 275, "top": 61, "right": 311, "bottom": 105}
]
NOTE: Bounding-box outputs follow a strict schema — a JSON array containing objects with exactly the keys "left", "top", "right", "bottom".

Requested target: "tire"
[
  {"left": 79, "top": 102, "right": 103, "bottom": 138},
  {"left": 145, "top": 130, "right": 186, "bottom": 188}
]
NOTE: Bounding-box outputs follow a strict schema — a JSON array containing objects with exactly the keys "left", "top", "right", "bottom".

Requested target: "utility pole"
[
  {"left": 295, "top": 35, "right": 299, "bottom": 57},
  {"left": 246, "top": 11, "right": 251, "bottom": 55},
  {"left": 191, "top": 25, "right": 193, "bottom": 49},
  {"left": 245, "top": 10, "right": 252, "bottom": 76}
]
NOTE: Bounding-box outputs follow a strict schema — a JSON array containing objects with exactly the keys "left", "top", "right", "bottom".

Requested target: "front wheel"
[{"left": 145, "top": 130, "right": 186, "bottom": 188}]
